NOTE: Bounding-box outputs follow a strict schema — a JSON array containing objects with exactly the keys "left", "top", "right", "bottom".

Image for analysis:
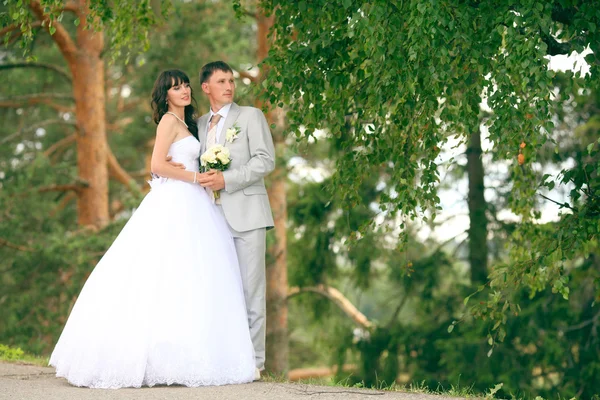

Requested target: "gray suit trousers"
[{"left": 217, "top": 205, "right": 266, "bottom": 370}]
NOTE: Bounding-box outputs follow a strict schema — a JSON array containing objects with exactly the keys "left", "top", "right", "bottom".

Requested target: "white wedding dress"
[{"left": 49, "top": 135, "right": 256, "bottom": 389}]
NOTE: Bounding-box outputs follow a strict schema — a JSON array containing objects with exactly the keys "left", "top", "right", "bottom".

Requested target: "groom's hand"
[
  {"left": 197, "top": 170, "right": 225, "bottom": 191},
  {"left": 165, "top": 155, "right": 186, "bottom": 169}
]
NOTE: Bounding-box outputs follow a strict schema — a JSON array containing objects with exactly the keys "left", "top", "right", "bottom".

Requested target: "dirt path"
[{"left": 0, "top": 362, "right": 467, "bottom": 400}]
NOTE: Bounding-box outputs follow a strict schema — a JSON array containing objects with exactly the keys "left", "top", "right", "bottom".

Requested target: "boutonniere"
[{"left": 225, "top": 124, "right": 241, "bottom": 143}]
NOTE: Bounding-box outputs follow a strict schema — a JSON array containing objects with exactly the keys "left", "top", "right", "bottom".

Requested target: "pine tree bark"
[
  {"left": 466, "top": 125, "right": 488, "bottom": 284},
  {"left": 30, "top": 1, "right": 109, "bottom": 228},
  {"left": 73, "top": 27, "right": 108, "bottom": 228}
]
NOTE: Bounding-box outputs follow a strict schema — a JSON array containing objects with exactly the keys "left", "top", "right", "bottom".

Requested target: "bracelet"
[{"left": 193, "top": 172, "right": 197, "bottom": 183}]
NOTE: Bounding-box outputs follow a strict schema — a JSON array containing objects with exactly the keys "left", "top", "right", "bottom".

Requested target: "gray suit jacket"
[{"left": 198, "top": 102, "right": 275, "bottom": 232}]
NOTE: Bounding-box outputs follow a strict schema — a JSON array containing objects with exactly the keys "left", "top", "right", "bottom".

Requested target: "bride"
[{"left": 49, "top": 69, "right": 256, "bottom": 389}]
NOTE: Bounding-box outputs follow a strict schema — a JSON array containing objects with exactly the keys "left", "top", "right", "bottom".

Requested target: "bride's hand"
[{"left": 165, "top": 155, "right": 186, "bottom": 169}]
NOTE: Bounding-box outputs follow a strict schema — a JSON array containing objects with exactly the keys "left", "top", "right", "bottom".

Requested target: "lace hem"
[{"left": 51, "top": 355, "right": 255, "bottom": 389}]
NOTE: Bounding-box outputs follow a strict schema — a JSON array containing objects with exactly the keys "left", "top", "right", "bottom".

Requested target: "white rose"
[
  {"left": 201, "top": 149, "right": 217, "bottom": 163},
  {"left": 217, "top": 152, "right": 230, "bottom": 164},
  {"left": 206, "top": 153, "right": 217, "bottom": 164},
  {"left": 201, "top": 150, "right": 212, "bottom": 160}
]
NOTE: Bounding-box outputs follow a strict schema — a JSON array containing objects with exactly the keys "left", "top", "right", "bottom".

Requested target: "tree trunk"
[
  {"left": 256, "top": 10, "right": 289, "bottom": 375},
  {"left": 265, "top": 126, "right": 288, "bottom": 375},
  {"left": 466, "top": 125, "right": 488, "bottom": 284},
  {"left": 30, "top": 0, "right": 109, "bottom": 229},
  {"left": 72, "top": 19, "right": 108, "bottom": 228}
]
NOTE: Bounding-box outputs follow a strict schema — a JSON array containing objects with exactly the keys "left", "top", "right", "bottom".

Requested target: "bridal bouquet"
[{"left": 200, "top": 145, "right": 231, "bottom": 199}]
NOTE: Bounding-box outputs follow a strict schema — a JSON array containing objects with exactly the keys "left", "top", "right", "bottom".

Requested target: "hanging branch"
[
  {"left": 1, "top": 119, "right": 76, "bottom": 145},
  {"left": 1, "top": 23, "right": 33, "bottom": 37},
  {"left": 12, "top": 181, "right": 89, "bottom": 198},
  {"left": 561, "top": 310, "right": 600, "bottom": 333},
  {"left": 38, "top": 183, "right": 87, "bottom": 193},
  {"left": 0, "top": 21, "right": 43, "bottom": 44},
  {"left": 0, "top": 238, "right": 34, "bottom": 252},
  {"left": 107, "top": 146, "right": 142, "bottom": 194},
  {"left": 106, "top": 117, "right": 134, "bottom": 132},
  {"left": 0, "top": 63, "right": 71, "bottom": 82},
  {"left": 288, "top": 284, "right": 373, "bottom": 329},
  {"left": 49, "top": 192, "right": 77, "bottom": 217},
  {"left": 43, "top": 134, "right": 76, "bottom": 157},
  {"left": 539, "top": 193, "right": 577, "bottom": 212}
]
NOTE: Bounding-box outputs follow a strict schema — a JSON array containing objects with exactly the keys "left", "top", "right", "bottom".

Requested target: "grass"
[
  {"left": 381, "top": 380, "right": 482, "bottom": 397},
  {"left": 260, "top": 372, "right": 565, "bottom": 400},
  {"left": 260, "top": 371, "right": 488, "bottom": 398},
  {"left": 338, "top": 377, "right": 486, "bottom": 398},
  {"left": 0, "top": 344, "right": 49, "bottom": 367}
]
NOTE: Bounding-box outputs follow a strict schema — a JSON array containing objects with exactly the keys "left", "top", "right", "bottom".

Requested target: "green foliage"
[
  {"left": 1, "top": 0, "right": 169, "bottom": 61},
  {"left": 284, "top": 73, "right": 599, "bottom": 398},
  {"left": 261, "top": 0, "right": 600, "bottom": 366},
  {"left": 466, "top": 78, "right": 600, "bottom": 343},
  {"left": 317, "top": 239, "right": 599, "bottom": 398},
  {"left": 263, "top": 0, "right": 599, "bottom": 219},
  {"left": 0, "top": 344, "right": 24, "bottom": 360},
  {"left": 0, "top": 155, "right": 128, "bottom": 353},
  {"left": 0, "top": 344, "right": 50, "bottom": 366}
]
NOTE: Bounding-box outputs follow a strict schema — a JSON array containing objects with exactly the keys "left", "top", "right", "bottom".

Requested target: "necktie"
[{"left": 207, "top": 114, "right": 222, "bottom": 149}]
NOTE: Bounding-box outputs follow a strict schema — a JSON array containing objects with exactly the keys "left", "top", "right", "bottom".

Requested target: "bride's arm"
[{"left": 150, "top": 114, "right": 198, "bottom": 183}]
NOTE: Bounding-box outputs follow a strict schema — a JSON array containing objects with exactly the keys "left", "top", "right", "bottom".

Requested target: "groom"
[{"left": 196, "top": 61, "right": 275, "bottom": 379}]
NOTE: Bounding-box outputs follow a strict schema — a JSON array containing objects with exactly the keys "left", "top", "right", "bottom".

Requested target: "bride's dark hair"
[{"left": 151, "top": 69, "right": 199, "bottom": 139}]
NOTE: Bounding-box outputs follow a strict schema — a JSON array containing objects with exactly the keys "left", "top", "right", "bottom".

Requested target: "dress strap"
[{"left": 165, "top": 111, "right": 188, "bottom": 127}]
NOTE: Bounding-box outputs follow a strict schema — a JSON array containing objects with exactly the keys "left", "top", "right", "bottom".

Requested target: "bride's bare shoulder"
[
  {"left": 158, "top": 113, "right": 178, "bottom": 127},
  {"left": 156, "top": 114, "right": 180, "bottom": 141}
]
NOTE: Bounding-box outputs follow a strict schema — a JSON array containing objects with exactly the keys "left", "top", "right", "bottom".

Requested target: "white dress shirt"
[{"left": 207, "top": 103, "right": 232, "bottom": 142}]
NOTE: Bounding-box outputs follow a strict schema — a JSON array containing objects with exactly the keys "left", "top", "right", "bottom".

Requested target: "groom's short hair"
[{"left": 200, "top": 61, "right": 233, "bottom": 84}]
